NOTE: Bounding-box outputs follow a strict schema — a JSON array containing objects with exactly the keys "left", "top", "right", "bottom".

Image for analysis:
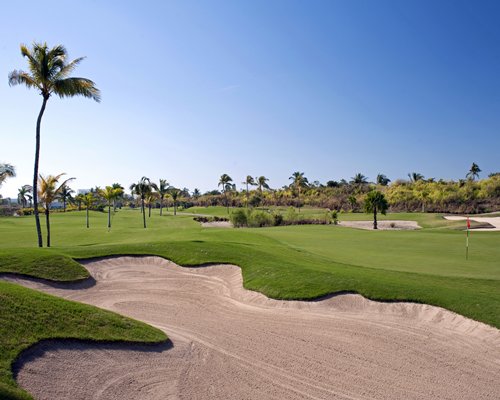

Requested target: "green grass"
[{"left": 0, "top": 207, "right": 499, "bottom": 398}]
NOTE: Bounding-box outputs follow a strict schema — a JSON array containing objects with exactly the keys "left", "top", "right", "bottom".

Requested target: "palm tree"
[
  {"left": 9, "top": 42, "right": 100, "bottom": 247},
  {"left": 364, "top": 190, "right": 389, "bottom": 230},
  {"left": 242, "top": 175, "right": 256, "bottom": 208},
  {"left": 144, "top": 192, "right": 157, "bottom": 218},
  {"left": 130, "top": 177, "right": 155, "bottom": 228},
  {"left": 98, "top": 186, "right": 122, "bottom": 229},
  {"left": 156, "top": 179, "right": 170, "bottom": 216},
  {"left": 74, "top": 193, "right": 85, "bottom": 211},
  {"left": 192, "top": 188, "right": 201, "bottom": 199},
  {"left": 38, "top": 173, "right": 74, "bottom": 247},
  {"left": 218, "top": 174, "right": 233, "bottom": 212},
  {"left": 408, "top": 172, "right": 424, "bottom": 183},
  {"left": 17, "top": 185, "right": 32, "bottom": 208},
  {"left": 256, "top": 176, "right": 270, "bottom": 192},
  {"left": 57, "top": 183, "right": 74, "bottom": 212},
  {"left": 169, "top": 188, "right": 180, "bottom": 215},
  {"left": 83, "top": 192, "right": 95, "bottom": 228},
  {"left": 0, "top": 163, "right": 16, "bottom": 187},
  {"left": 111, "top": 183, "right": 124, "bottom": 211},
  {"left": 376, "top": 174, "right": 391, "bottom": 186},
  {"left": 350, "top": 173, "right": 368, "bottom": 185},
  {"left": 466, "top": 163, "right": 481, "bottom": 181},
  {"left": 289, "top": 172, "right": 308, "bottom": 211}
]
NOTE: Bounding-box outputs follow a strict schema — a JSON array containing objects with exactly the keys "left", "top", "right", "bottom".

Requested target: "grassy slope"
[{"left": 0, "top": 208, "right": 499, "bottom": 397}]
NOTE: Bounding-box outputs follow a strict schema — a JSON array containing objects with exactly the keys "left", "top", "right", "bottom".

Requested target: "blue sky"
[{"left": 1, "top": 0, "right": 499, "bottom": 197}]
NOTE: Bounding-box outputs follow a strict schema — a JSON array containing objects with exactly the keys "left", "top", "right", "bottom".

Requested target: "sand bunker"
[
  {"left": 444, "top": 215, "right": 500, "bottom": 231},
  {"left": 339, "top": 220, "right": 420, "bottom": 230},
  {"left": 4, "top": 257, "right": 499, "bottom": 400},
  {"left": 201, "top": 221, "right": 232, "bottom": 228}
]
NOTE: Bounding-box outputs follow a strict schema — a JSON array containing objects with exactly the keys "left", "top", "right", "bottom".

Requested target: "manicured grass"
[{"left": 0, "top": 208, "right": 499, "bottom": 398}]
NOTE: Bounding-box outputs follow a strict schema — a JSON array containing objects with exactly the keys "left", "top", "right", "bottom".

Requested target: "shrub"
[
  {"left": 285, "top": 207, "right": 298, "bottom": 222},
  {"left": 248, "top": 210, "right": 274, "bottom": 227},
  {"left": 230, "top": 209, "right": 248, "bottom": 227},
  {"left": 273, "top": 212, "right": 284, "bottom": 226},
  {"left": 331, "top": 210, "right": 339, "bottom": 225}
]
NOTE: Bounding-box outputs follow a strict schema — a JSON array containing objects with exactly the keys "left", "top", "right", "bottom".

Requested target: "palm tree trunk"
[
  {"left": 142, "top": 199, "right": 146, "bottom": 228},
  {"left": 148, "top": 204, "right": 151, "bottom": 218},
  {"left": 246, "top": 183, "right": 249, "bottom": 208},
  {"left": 45, "top": 208, "right": 51, "bottom": 247},
  {"left": 33, "top": 97, "right": 48, "bottom": 247},
  {"left": 174, "top": 201, "right": 177, "bottom": 216},
  {"left": 63, "top": 199, "right": 66, "bottom": 212},
  {"left": 108, "top": 204, "right": 111, "bottom": 229},
  {"left": 160, "top": 196, "right": 163, "bottom": 216},
  {"left": 86, "top": 207, "right": 89, "bottom": 228},
  {"left": 225, "top": 192, "right": 229, "bottom": 213},
  {"left": 373, "top": 207, "right": 378, "bottom": 230}
]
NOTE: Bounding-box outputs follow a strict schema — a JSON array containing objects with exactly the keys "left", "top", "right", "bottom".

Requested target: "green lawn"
[{"left": 0, "top": 208, "right": 499, "bottom": 399}]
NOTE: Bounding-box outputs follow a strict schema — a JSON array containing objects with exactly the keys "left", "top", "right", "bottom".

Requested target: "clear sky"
[{"left": 1, "top": 0, "right": 499, "bottom": 198}]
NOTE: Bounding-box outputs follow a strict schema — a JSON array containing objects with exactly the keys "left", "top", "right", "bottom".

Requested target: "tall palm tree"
[
  {"left": 156, "top": 179, "right": 170, "bottom": 216},
  {"left": 242, "top": 175, "right": 256, "bottom": 208},
  {"left": 17, "top": 185, "right": 32, "bottom": 208},
  {"left": 256, "top": 176, "right": 270, "bottom": 192},
  {"left": 83, "top": 192, "right": 95, "bottom": 228},
  {"left": 9, "top": 42, "right": 100, "bottom": 247},
  {"left": 38, "top": 173, "right": 74, "bottom": 247},
  {"left": 376, "top": 174, "right": 391, "bottom": 186},
  {"left": 57, "top": 183, "right": 74, "bottom": 212},
  {"left": 130, "top": 177, "right": 156, "bottom": 228},
  {"left": 218, "top": 174, "right": 233, "bottom": 213},
  {"left": 0, "top": 163, "right": 16, "bottom": 187},
  {"left": 350, "top": 173, "right": 368, "bottom": 185},
  {"left": 98, "top": 186, "right": 122, "bottom": 229},
  {"left": 466, "top": 163, "right": 481, "bottom": 181},
  {"left": 169, "top": 188, "right": 180, "bottom": 216},
  {"left": 364, "top": 190, "right": 388, "bottom": 230},
  {"left": 408, "top": 172, "right": 424, "bottom": 183},
  {"left": 289, "top": 172, "right": 308, "bottom": 211},
  {"left": 144, "top": 192, "right": 157, "bottom": 218}
]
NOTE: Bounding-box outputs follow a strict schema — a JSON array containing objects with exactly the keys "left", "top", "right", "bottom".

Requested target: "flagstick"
[{"left": 466, "top": 228, "right": 469, "bottom": 260}]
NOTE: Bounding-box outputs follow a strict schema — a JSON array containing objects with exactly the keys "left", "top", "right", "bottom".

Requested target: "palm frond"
[
  {"left": 53, "top": 57, "right": 84, "bottom": 80},
  {"left": 8, "top": 70, "right": 42, "bottom": 90},
  {"left": 53, "top": 77, "right": 101, "bottom": 102},
  {"left": 20, "top": 44, "right": 44, "bottom": 83}
]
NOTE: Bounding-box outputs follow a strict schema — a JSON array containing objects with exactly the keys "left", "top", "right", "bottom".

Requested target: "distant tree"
[
  {"left": 488, "top": 172, "right": 500, "bottom": 178},
  {"left": 348, "top": 195, "right": 357, "bottom": 211},
  {"left": 376, "top": 174, "right": 391, "bottom": 186},
  {"left": 9, "top": 42, "right": 100, "bottom": 247},
  {"left": 242, "top": 175, "right": 256, "bottom": 208},
  {"left": 74, "top": 193, "right": 85, "bottom": 211},
  {"left": 192, "top": 188, "right": 201, "bottom": 199},
  {"left": 289, "top": 172, "right": 308, "bottom": 211},
  {"left": 408, "top": 172, "right": 424, "bottom": 183},
  {"left": 38, "top": 173, "right": 74, "bottom": 247},
  {"left": 350, "top": 173, "right": 368, "bottom": 185},
  {"left": 364, "top": 190, "right": 388, "bottom": 230},
  {"left": 0, "top": 163, "right": 16, "bottom": 187},
  {"left": 218, "top": 174, "right": 233, "bottom": 212},
  {"left": 466, "top": 163, "right": 481, "bottom": 181},
  {"left": 17, "top": 185, "right": 32, "bottom": 208},
  {"left": 98, "top": 186, "right": 122, "bottom": 229},
  {"left": 326, "top": 180, "right": 339, "bottom": 188},
  {"left": 57, "top": 183, "right": 74, "bottom": 212},
  {"left": 130, "top": 177, "right": 156, "bottom": 228},
  {"left": 111, "top": 183, "right": 124, "bottom": 211},
  {"left": 83, "top": 192, "right": 95, "bottom": 228},
  {"left": 169, "top": 188, "right": 180, "bottom": 215},
  {"left": 156, "top": 179, "right": 170, "bottom": 216},
  {"left": 256, "top": 176, "right": 270, "bottom": 192}
]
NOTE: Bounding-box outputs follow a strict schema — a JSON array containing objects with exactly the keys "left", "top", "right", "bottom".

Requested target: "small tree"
[
  {"left": 242, "top": 175, "right": 256, "bottom": 208},
  {"left": 466, "top": 163, "right": 481, "bottom": 181},
  {"left": 364, "top": 190, "right": 388, "bottom": 230},
  {"left": 130, "top": 177, "right": 156, "bottom": 228},
  {"left": 169, "top": 188, "right": 180, "bottom": 215},
  {"left": 83, "top": 192, "right": 95, "bottom": 228},
  {"left": 57, "top": 183, "right": 74, "bottom": 212},
  {"left": 218, "top": 174, "right": 233, "bottom": 212},
  {"left": 98, "top": 186, "right": 122, "bottom": 229}
]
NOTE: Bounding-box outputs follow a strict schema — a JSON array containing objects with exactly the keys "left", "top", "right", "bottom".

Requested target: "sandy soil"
[
  {"left": 444, "top": 215, "right": 500, "bottom": 231},
  {"left": 201, "top": 221, "right": 232, "bottom": 228},
  {"left": 4, "top": 256, "right": 499, "bottom": 400},
  {"left": 339, "top": 220, "right": 420, "bottom": 230}
]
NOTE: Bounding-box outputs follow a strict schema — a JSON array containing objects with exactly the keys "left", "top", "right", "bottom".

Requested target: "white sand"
[
  {"left": 339, "top": 220, "right": 420, "bottom": 230},
  {"left": 201, "top": 221, "right": 232, "bottom": 228},
  {"left": 4, "top": 256, "right": 499, "bottom": 400},
  {"left": 444, "top": 215, "right": 500, "bottom": 231}
]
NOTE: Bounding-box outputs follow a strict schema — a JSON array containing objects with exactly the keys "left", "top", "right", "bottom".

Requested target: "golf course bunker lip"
[
  {"left": 6, "top": 256, "right": 500, "bottom": 400},
  {"left": 339, "top": 220, "right": 421, "bottom": 230}
]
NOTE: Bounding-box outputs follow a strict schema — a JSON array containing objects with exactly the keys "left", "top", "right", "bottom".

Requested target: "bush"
[
  {"left": 331, "top": 210, "right": 339, "bottom": 225},
  {"left": 230, "top": 209, "right": 248, "bottom": 227},
  {"left": 248, "top": 210, "right": 274, "bottom": 227},
  {"left": 273, "top": 212, "right": 284, "bottom": 226},
  {"left": 285, "top": 207, "right": 298, "bottom": 222}
]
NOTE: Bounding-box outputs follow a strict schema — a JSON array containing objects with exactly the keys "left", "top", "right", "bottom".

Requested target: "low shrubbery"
[
  {"left": 230, "top": 207, "right": 338, "bottom": 228},
  {"left": 193, "top": 216, "right": 229, "bottom": 223}
]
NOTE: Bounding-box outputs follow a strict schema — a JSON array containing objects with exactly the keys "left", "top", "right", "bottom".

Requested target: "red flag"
[{"left": 467, "top": 217, "right": 470, "bottom": 229}]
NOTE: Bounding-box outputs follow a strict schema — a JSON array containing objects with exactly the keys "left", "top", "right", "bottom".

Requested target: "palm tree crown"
[
  {"left": 350, "top": 173, "right": 368, "bottom": 185},
  {"left": 408, "top": 172, "right": 424, "bottom": 183},
  {"left": 0, "top": 163, "right": 16, "bottom": 187},
  {"left": 466, "top": 163, "right": 481, "bottom": 181},
  {"left": 256, "top": 176, "right": 270, "bottom": 192}
]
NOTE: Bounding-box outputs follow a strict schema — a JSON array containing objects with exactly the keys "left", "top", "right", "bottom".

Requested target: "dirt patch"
[
  {"left": 4, "top": 256, "right": 499, "bottom": 400},
  {"left": 339, "top": 220, "right": 420, "bottom": 230},
  {"left": 200, "top": 221, "right": 232, "bottom": 228}
]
